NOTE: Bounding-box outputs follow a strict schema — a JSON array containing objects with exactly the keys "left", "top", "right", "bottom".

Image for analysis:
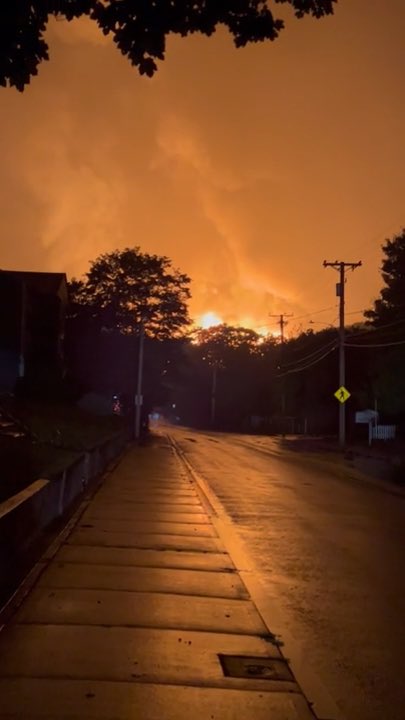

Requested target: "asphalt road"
[{"left": 168, "top": 426, "right": 405, "bottom": 720}]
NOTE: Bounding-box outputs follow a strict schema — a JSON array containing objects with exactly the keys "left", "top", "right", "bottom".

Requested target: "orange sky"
[{"left": 0, "top": 1, "right": 404, "bottom": 337}]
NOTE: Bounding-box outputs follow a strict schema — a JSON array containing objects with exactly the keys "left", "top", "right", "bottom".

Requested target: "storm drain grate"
[{"left": 218, "top": 654, "right": 294, "bottom": 681}]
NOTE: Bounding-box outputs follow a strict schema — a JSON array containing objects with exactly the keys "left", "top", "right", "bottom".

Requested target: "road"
[{"left": 168, "top": 426, "right": 405, "bottom": 720}]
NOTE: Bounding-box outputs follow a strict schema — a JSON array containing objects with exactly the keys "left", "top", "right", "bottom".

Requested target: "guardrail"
[{"left": 0, "top": 431, "right": 129, "bottom": 601}]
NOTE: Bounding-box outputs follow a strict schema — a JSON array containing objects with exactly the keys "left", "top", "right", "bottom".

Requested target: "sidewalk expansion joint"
[
  {"left": 0, "top": 674, "right": 302, "bottom": 694},
  {"left": 16, "top": 621, "right": 272, "bottom": 636},
  {"left": 37, "top": 585, "right": 247, "bottom": 601}
]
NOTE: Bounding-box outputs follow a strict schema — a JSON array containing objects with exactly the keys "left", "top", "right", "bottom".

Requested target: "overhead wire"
[
  {"left": 290, "top": 305, "right": 337, "bottom": 322},
  {"left": 345, "top": 308, "right": 367, "bottom": 316},
  {"left": 277, "top": 344, "right": 337, "bottom": 377},
  {"left": 345, "top": 339, "right": 405, "bottom": 349},
  {"left": 281, "top": 337, "right": 338, "bottom": 368},
  {"left": 345, "top": 316, "right": 405, "bottom": 340},
  {"left": 294, "top": 259, "right": 336, "bottom": 309},
  {"left": 355, "top": 220, "right": 405, "bottom": 260},
  {"left": 278, "top": 326, "right": 405, "bottom": 379}
]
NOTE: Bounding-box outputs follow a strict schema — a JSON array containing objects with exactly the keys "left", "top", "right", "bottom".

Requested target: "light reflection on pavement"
[{"left": 169, "top": 426, "right": 405, "bottom": 720}]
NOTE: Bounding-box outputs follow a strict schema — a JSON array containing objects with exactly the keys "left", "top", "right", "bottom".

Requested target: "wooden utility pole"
[
  {"left": 323, "top": 260, "right": 362, "bottom": 446},
  {"left": 270, "top": 313, "right": 293, "bottom": 426}
]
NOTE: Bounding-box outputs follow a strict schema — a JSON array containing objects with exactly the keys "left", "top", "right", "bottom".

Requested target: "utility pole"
[
  {"left": 269, "top": 313, "right": 293, "bottom": 346},
  {"left": 269, "top": 313, "right": 293, "bottom": 345},
  {"left": 270, "top": 313, "right": 293, "bottom": 429},
  {"left": 19, "top": 279, "right": 26, "bottom": 378},
  {"left": 210, "top": 363, "right": 217, "bottom": 427},
  {"left": 134, "top": 320, "right": 145, "bottom": 443},
  {"left": 323, "top": 260, "right": 362, "bottom": 447}
]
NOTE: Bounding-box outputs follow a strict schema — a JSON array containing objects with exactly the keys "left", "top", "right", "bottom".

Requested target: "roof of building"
[{"left": 0, "top": 270, "right": 68, "bottom": 303}]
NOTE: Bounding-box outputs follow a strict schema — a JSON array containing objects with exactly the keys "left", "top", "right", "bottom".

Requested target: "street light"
[
  {"left": 134, "top": 319, "right": 145, "bottom": 442},
  {"left": 211, "top": 363, "right": 217, "bottom": 426}
]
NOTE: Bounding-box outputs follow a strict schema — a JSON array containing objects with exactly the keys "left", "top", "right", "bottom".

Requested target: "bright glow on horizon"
[{"left": 199, "top": 311, "right": 223, "bottom": 329}]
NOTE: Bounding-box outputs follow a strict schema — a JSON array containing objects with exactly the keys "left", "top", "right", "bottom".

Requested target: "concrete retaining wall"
[{"left": 0, "top": 432, "right": 128, "bottom": 600}]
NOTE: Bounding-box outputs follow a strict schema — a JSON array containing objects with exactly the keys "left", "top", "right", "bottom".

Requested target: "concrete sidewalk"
[{"left": 0, "top": 435, "right": 315, "bottom": 719}]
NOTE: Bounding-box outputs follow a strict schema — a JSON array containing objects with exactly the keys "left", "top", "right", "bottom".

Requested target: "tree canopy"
[
  {"left": 69, "top": 247, "right": 191, "bottom": 339},
  {"left": 195, "top": 323, "right": 263, "bottom": 352},
  {"left": 1, "top": 1, "right": 336, "bottom": 91},
  {"left": 365, "top": 229, "right": 405, "bottom": 326},
  {"left": 172, "top": 323, "right": 278, "bottom": 428}
]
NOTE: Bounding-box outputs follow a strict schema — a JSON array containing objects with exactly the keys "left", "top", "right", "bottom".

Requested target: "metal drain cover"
[{"left": 218, "top": 654, "right": 293, "bottom": 681}]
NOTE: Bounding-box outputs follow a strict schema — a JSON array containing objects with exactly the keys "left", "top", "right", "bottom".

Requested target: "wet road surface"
[{"left": 169, "top": 427, "right": 405, "bottom": 720}]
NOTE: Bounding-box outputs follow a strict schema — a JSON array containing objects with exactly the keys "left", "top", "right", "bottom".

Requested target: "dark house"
[{"left": 0, "top": 271, "right": 68, "bottom": 393}]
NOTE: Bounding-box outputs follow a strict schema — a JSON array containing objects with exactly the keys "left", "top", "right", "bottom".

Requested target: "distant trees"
[
  {"left": 173, "top": 324, "right": 279, "bottom": 429},
  {"left": 171, "top": 228, "right": 405, "bottom": 436},
  {"left": 195, "top": 324, "right": 263, "bottom": 351},
  {"left": 1, "top": 1, "right": 337, "bottom": 90},
  {"left": 278, "top": 327, "right": 339, "bottom": 433},
  {"left": 266, "top": 229, "right": 405, "bottom": 432},
  {"left": 65, "top": 229, "right": 405, "bottom": 436}
]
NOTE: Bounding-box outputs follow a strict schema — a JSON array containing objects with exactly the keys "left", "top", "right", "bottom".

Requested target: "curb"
[{"left": 168, "top": 432, "right": 344, "bottom": 720}]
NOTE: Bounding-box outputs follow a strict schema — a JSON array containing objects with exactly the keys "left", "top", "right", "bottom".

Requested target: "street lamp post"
[
  {"left": 210, "top": 363, "right": 217, "bottom": 426},
  {"left": 134, "top": 320, "right": 145, "bottom": 442}
]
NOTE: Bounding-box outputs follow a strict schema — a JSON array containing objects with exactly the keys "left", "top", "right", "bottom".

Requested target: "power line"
[
  {"left": 345, "top": 339, "right": 405, "bottom": 348},
  {"left": 260, "top": 302, "right": 344, "bottom": 334},
  {"left": 281, "top": 337, "right": 338, "bottom": 368},
  {"left": 277, "top": 344, "right": 337, "bottom": 377},
  {"left": 292, "top": 305, "right": 337, "bottom": 322},
  {"left": 308, "top": 320, "right": 337, "bottom": 326},
  {"left": 356, "top": 220, "right": 405, "bottom": 260},
  {"left": 283, "top": 322, "right": 338, "bottom": 357},
  {"left": 345, "top": 308, "right": 367, "bottom": 316},
  {"left": 295, "top": 261, "right": 335, "bottom": 308},
  {"left": 346, "top": 316, "right": 405, "bottom": 339}
]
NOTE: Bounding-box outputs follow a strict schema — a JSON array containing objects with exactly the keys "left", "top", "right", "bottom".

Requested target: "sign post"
[
  {"left": 355, "top": 409, "right": 378, "bottom": 446},
  {"left": 334, "top": 386, "right": 350, "bottom": 445}
]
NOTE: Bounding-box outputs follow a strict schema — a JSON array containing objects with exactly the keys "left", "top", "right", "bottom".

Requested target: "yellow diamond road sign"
[{"left": 334, "top": 386, "right": 351, "bottom": 403}]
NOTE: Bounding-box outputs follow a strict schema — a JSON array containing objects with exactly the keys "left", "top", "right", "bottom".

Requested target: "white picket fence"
[{"left": 371, "top": 424, "right": 396, "bottom": 441}]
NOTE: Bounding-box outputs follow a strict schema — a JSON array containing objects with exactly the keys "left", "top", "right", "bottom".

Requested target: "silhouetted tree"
[
  {"left": 66, "top": 248, "right": 190, "bottom": 406},
  {"left": 1, "top": 1, "right": 337, "bottom": 91},
  {"left": 69, "top": 247, "right": 191, "bottom": 339},
  {"left": 365, "top": 229, "right": 405, "bottom": 326},
  {"left": 343, "top": 230, "right": 405, "bottom": 422}
]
